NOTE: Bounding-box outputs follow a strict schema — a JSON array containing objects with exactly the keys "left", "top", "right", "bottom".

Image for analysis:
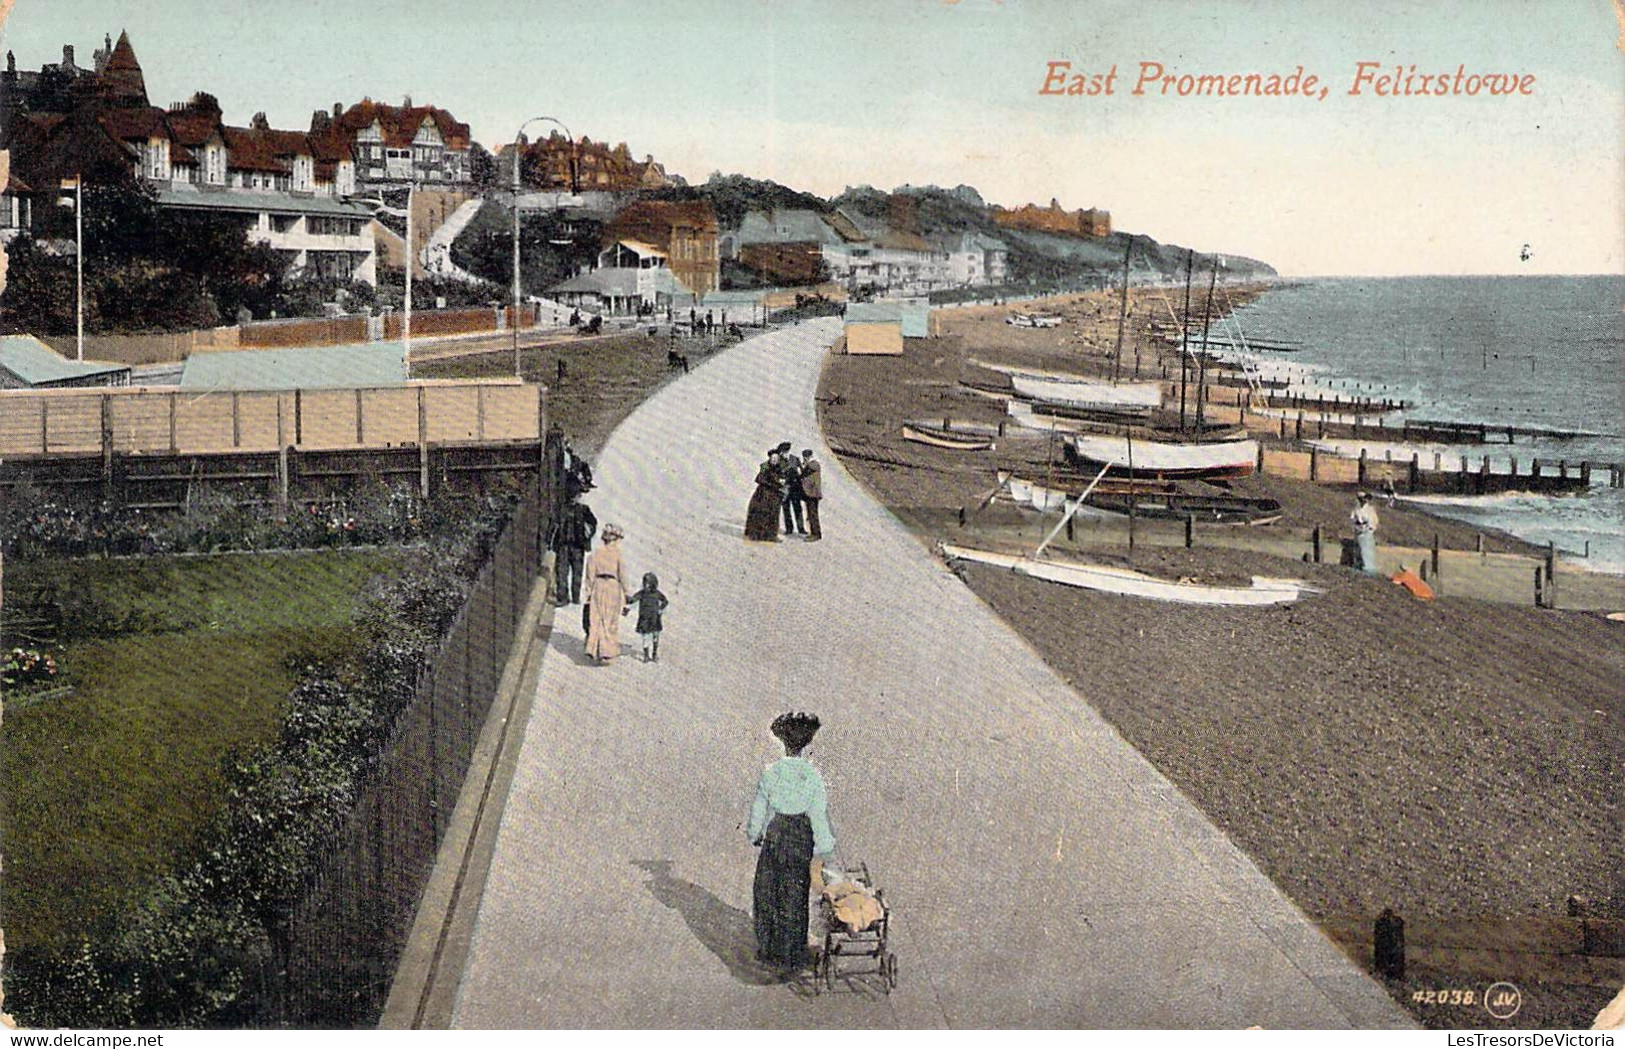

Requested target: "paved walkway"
[{"left": 453, "top": 319, "right": 1413, "bottom": 1029}]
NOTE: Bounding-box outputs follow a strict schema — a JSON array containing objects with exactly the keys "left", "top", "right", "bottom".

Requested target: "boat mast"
[
  {"left": 1111, "top": 236, "right": 1133, "bottom": 384},
  {"left": 1179, "top": 249, "right": 1193, "bottom": 433},
  {"left": 1194, "top": 262, "right": 1218, "bottom": 442}
]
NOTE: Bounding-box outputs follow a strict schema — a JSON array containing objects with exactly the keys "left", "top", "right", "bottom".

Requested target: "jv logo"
[{"left": 1484, "top": 982, "right": 1522, "bottom": 1021}]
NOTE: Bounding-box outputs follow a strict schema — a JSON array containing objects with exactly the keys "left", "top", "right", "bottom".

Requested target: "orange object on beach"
[{"left": 1390, "top": 568, "right": 1435, "bottom": 601}]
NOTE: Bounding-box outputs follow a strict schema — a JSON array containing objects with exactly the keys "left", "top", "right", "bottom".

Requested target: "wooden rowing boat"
[
  {"left": 901, "top": 424, "right": 995, "bottom": 452},
  {"left": 938, "top": 543, "right": 1315, "bottom": 605},
  {"left": 1066, "top": 432, "right": 1258, "bottom": 479}
]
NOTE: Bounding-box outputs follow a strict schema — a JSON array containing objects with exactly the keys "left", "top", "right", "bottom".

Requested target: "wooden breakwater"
[{"left": 1258, "top": 445, "right": 1618, "bottom": 495}]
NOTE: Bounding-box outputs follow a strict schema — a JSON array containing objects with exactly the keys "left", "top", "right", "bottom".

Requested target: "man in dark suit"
[
  {"left": 799, "top": 449, "right": 823, "bottom": 540},
  {"left": 551, "top": 493, "right": 598, "bottom": 605},
  {"left": 776, "top": 441, "right": 805, "bottom": 535}
]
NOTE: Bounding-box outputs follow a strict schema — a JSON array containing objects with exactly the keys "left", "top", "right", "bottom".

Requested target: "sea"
[{"left": 1214, "top": 275, "right": 1625, "bottom": 573}]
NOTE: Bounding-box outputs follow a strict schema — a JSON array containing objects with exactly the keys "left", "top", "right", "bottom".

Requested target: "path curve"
[{"left": 453, "top": 318, "right": 1412, "bottom": 1029}]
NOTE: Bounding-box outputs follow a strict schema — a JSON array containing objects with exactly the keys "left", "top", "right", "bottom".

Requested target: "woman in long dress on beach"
[
  {"left": 744, "top": 451, "right": 783, "bottom": 542},
  {"left": 583, "top": 524, "right": 628, "bottom": 662}
]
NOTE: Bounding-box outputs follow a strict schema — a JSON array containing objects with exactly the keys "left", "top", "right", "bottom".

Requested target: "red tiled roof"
[
  {"left": 334, "top": 98, "right": 471, "bottom": 151},
  {"left": 96, "top": 106, "right": 166, "bottom": 141},
  {"left": 164, "top": 109, "right": 222, "bottom": 148},
  {"left": 222, "top": 125, "right": 289, "bottom": 173}
]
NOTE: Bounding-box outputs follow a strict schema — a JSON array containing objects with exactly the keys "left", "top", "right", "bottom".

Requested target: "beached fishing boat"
[
  {"left": 1006, "top": 312, "right": 1061, "bottom": 328},
  {"left": 1008, "top": 373, "right": 1163, "bottom": 411},
  {"left": 1066, "top": 432, "right": 1258, "bottom": 479},
  {"left": 901, "top": 424, "right": 995, "bottom": 452},
  {"left": 938, "top": 543, "right": 1315, "bottom": 606}
]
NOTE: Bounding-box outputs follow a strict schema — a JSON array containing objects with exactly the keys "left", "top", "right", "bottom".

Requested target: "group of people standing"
[
  {"left": 745, "top": 443, "right": 823, "bottom": 543},
  {"left": 551, "top": 492, "right": 670, "bottom": 664}
]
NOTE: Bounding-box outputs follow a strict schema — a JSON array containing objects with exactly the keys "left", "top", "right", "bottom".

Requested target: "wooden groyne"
[{"left": 1258, "top": 445, "right": 1620, "bottom": 495}]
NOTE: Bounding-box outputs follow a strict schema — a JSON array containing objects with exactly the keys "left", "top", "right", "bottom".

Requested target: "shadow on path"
[{"left": 632, "top": 860, "right": 781, "bottom": 986}]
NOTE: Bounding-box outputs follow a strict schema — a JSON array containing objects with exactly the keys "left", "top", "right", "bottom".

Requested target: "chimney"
[
  {"left": 63, "top": 45, "right": 75, "bottom": 67},
  {"left": 333, "top": 102, "right": 342, "bottom": 120},
  {"left": 251, "top": 111, "right": 269, "bottom": 130},
  {"left": 6, "top": 52, "right": 14, "bottom": 75}
]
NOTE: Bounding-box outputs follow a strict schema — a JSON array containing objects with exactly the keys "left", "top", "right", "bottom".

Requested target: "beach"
[{"left": 818, "top": 288, "right": 1625, "bottom": 1028}]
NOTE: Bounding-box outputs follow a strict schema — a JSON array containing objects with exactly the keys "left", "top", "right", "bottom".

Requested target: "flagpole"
[{"left": 75, "top": 175, "right": 84, "bottom": 361}]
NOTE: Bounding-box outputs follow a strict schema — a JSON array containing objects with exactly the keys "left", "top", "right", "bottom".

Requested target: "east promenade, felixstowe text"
[{"left": 1039, "top": 61, "right": 1537, "bottom": 100}]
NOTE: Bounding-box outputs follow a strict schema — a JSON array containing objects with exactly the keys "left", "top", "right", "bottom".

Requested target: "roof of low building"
[
  {"left": 0, "top": 334, "right": 131, "bottom": 384},
  {"left": 845, "top": 302, "right": 904, "bottom": 324},
  {"left": 736, "top": 208, "right": 840, "bottom": 246},
  {"left": 155, "top": 186, "right": 373, "bottom": 217},
  {"left": 548, "top": 268, "right": 641, "bottom": 296},
  {"left": 179, "top": 343, "right": 408, "bottom": 391}
]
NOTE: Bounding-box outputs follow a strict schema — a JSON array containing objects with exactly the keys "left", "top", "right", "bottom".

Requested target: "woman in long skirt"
[
  {"left": 746, "top": 712, "right": 835, "bottom": 973},
  {"left": 583, "top": 524, "right": 628, "bottom": 662},
  {"left": 744, "top": 450, "right": 784, "bottom": 542}
]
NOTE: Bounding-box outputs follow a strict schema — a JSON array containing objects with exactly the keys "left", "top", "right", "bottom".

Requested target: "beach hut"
[
  {"left": 843, "top": 302, "right": 904, "bottom": 355},
  {"left": 899, "top": 299, "right": 931, "bottom": 339}
]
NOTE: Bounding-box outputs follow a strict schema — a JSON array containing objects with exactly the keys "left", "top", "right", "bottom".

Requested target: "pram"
[{"left": 815, "top": 861, "right": 897, "bottom": 994}]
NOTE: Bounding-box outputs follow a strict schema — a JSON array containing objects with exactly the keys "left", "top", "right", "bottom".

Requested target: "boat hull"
[
  {"left": 901, "top": 424, "right": 994, "bottom": 451},
  {"left": 939, "top": 544, "right": 1312, "bottom": 606},
  {"left": 1066, "top": 433, "right": 1258, "bottom": 479},
  {"left": 1010, "top": 374, "right": 1163, "bottom": 410}
]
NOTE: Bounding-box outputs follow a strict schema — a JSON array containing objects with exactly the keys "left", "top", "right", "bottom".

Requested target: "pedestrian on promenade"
[
  {"left": 550, "top": 492, "right": 597, "bottom": 605},
  {"left": 745, "top": 449, "right": 784, "bottom": 542},
  {"left": 623, "top": 571, "right": 669, "bottom": 662},
  {"left": 777, "top": 441, "right": 805, "bottom": 536},
  {"left": 747, "top": 711, "right": 835, "bottom": 975},
  {"left": 799, "top": 449, "right": 822, "bottom": 540},
  {"left": 583, "top": 524, "right": 628, "bottom": 662},
  {"left": 1351, "top": 491, "right": 1380, "bottom": 574}
]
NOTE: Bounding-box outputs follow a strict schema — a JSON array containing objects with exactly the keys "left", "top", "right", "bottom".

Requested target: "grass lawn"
[{"left": 0, "top": 550, "right": 399, "bottom": 951}]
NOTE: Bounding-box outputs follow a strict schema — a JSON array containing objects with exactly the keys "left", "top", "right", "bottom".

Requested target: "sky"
[{"left": 2, "top": 0, "right": 1622, "bottom": 276}]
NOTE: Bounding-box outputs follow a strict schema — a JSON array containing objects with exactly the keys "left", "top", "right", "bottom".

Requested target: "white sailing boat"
[{"left": 1066, "top": 432, "right": 1258, "bottom": 479}]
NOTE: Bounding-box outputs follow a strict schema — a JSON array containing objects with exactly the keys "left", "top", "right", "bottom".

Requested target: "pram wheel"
[{"left": 882, "top": 952, "right": 898, "bottom": 992}]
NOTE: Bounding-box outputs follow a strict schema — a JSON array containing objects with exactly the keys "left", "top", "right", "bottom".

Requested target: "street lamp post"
[
  {"left": 56, "top": 175, "right": 84, "bottom": 360},
  {"left": 404, "top": 182, "right": 413, "bottom": 372},
  {"left": 511, "top": 115, "right": 572, "bottom": 379}
]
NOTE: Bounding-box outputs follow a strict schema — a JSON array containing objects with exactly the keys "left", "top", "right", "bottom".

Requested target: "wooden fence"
[{"left": 0, "top": 380, "right": 542, "bottom": 458}]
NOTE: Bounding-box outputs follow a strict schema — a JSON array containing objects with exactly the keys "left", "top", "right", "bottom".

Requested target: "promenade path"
[{"left": 453, "top": 318, "right": 1412, "bottom": 1028}]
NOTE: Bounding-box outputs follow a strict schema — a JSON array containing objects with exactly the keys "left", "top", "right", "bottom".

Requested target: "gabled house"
[
  {"left": 936, "top": 230, "right": 1010, "bottom": 287},
  {"left": 601, "top": 200, "right": 719, "bottom": 298},
  {"left": 330, "top": 98, "right": 472, "bottom": 191},
  {"left": 821, "top": 207, "right": 949, "bottom": 294},
  {"left": 735, "top": 208, "right": 840, "bottom": 286}
]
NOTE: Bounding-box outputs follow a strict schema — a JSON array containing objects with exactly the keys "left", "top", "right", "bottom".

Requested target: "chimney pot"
[{"left": 63, "top": 45, "right": 75, "bottom": 67}]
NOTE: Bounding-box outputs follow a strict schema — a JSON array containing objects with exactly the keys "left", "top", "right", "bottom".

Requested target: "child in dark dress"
[{"left": 623, "top": 572, "right": 670, "bottom": 662}]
